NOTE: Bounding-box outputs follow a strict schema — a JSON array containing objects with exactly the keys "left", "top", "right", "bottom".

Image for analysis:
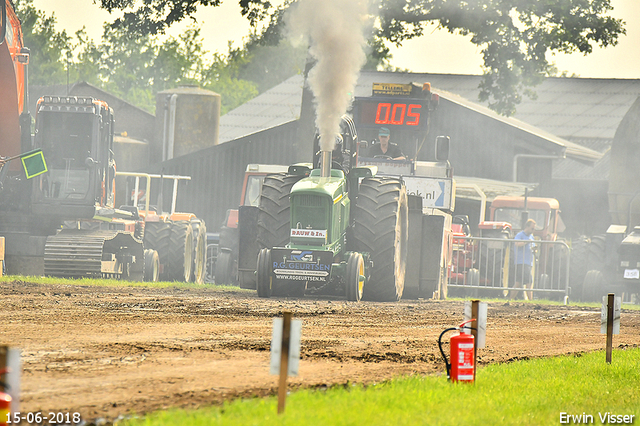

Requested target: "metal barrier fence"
[{"left": 448, "top": 237, "right": 570, "bottom": 302}]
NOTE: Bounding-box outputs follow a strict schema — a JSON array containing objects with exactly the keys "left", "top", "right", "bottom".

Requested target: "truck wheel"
[
  {"left": 346, "top": 252, "right": 364, "bottom": 302},
  {"left": 256, "top": 248, "right": 272, "bottom": 298},
  {"left": 582, "top": 269, "right": 605, "bottom": 302},
  {"left": 144, "top": 221, "right": 172, "bottom": 281},
  {"left": 257, "top": 174, "right": 304, "bottom": 250},
  {"left": 354, "top": 177, "right": 408, "bottom": 302},
  {"left": 190, "top": 219, "right": 207, "bottom": 284},
  {"left": 215, "top": 250, "right": 233, "bottom": 285},
  {"left": 144, "top": 249, "right": 160, "bottom": 282},
  {"left": 167, "top": 221, "right": 193, "bottom": 282}
]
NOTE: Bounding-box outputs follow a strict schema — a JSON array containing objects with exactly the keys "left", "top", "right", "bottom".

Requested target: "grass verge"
[
  {"left": 0, "top": 275, "right": 249, "bottom": 292},
  {"left": 448, "top": 295, "right": 640, "bottom": 311},
  {"left": 120, "top": 348, "right": 640, "bottom": 426}
]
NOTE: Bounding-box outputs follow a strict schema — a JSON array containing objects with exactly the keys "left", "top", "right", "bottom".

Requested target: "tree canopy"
[
  {"left": 14, "top": 0, "right": 259, "bottom": 114},
  {"left": 97, "top": 0, "right": 626, "bottom": 116}
]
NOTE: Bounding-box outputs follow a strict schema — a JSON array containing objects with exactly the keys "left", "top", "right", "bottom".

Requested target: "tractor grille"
[{"left": 296, "top": 194, "right": 324, "bottom": 207}]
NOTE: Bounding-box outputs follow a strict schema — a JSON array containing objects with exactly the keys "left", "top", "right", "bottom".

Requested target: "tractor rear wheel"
[
  {"left": 167, "top": 221, "right": 194, "bottom": 282},
  {"left": 582, "top": 269, "right": 605, "bottom": 302},
  {"left": 256, "top": 248, "right": 272, "bottom": 298},
  {"left": 256, "top": 174, "right": 304, "bottom": 250},
  {"left": 346, "top": 252, "right": 364, "bottom": 302},
  {"left": 190, "top": 219, "right": 207, "bottom": 284},
  {"left": 143, "top": 249, "right": 160, "bottom": 282},
  {"left": 353, "top": 177, "right": 408, "bottom": 302},
  {"left": 569, "top": 235, "right": 605, "bottom": 301},
  {"left": 143, "top": 221, "right": 172, "bottom": 281}
]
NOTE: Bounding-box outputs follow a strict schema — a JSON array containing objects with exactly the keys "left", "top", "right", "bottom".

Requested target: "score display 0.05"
[{"left": 355, "top": 99, "right": 429, "bottom": 129}]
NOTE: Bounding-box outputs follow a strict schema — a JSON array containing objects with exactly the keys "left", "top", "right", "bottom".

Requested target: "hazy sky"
[{"left": 37, "top": 0, "right": 639, "bottom": 79}]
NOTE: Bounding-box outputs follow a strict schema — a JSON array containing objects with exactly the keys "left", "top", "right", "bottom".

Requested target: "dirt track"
[{"left": 1, "top": 279, "right": 639, "bottom": 422}]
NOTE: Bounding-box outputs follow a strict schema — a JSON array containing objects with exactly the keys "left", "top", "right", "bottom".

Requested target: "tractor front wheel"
[
  {"left": 345, "top": 252, "right": 364, "bottom": 302},
  {"left": 256, "top": 248, "right": 272, "bottom": 298},
  {"left": 143, "top": 221, "right": 172, "bottom": 280},
  {"left": 143, "top": 249, "right": 160, "bottom": 282},
  {"left": 190, "top": 219, "right": 207, "bottom": 284}
]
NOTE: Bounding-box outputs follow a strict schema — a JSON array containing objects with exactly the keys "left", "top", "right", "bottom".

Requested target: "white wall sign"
[
  {"left": 403, "top": 176, "right": 453, "bottom": 210},
  {"left": 464, "top": 301, "right": 487, "bottom": 348},
  {"left": 601, "top": 296, "right": 621, "bottom": 335},
  {"left": 270, "top": 317, "right": 302, "bottom": 376}
]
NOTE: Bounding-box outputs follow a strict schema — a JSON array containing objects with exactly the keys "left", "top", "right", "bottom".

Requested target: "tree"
[
  {"left": 14, "top": 0, "right": 74, "bottom": 85},
  {"left": 14, "top": 0, "right": 258, "bottom": 115},
  {"left": 97, "top": 0, "right": 625, "bottom": 116}
]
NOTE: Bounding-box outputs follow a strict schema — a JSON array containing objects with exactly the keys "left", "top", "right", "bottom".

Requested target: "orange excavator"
[
  {"left": 0, "top": 1, "right": 206, "bottom": 282},
  {"left": 0, "top": 0, "right": 30, "bottom": 168}
]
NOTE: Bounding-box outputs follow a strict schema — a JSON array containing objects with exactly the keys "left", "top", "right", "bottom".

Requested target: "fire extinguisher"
[
  {"left": 438, "top": 319, "right": 476, "bottom": 383},
  {"left": 0, "top": 367, "right": 11, "bottom": 426}
]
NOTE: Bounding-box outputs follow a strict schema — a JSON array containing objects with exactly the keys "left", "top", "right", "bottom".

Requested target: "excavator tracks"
[{"left": 44, "top": 230, "right": 143, "bottom": 278}]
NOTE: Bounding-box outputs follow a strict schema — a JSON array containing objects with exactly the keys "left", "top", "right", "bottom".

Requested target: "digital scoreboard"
[{"left": 353, "top": 97, "right": 430, "bottom": 131}]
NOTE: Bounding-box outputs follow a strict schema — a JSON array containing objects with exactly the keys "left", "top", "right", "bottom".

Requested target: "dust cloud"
[{"left": 287, "top": 0, "right": 372, "bottom": 152}]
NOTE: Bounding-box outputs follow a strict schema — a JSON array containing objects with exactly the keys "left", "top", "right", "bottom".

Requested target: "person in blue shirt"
[{"left": 509, "top": 219, "right": 536, "bottom": 300}]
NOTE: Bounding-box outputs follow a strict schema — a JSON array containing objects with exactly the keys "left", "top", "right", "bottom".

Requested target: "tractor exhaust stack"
[{"left": 321, "top": 151, "right": 331, "bottom": 178}]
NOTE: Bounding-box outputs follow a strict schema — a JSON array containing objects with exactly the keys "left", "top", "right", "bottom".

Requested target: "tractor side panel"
[
  {"left": 420, "top": 214, "right": 446, "bottom": 297},
  {"left": 404, "top": 195, "right": 424, "bottom": 298}
]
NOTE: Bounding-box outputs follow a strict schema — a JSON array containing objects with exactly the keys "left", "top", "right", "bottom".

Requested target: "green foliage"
[
  {"left": 121, "top": 349, "right": 640, "bottom": 426},
  {"left": 14, "top": 0, "right": 73, "bottom": 85},
  {"left": 13, "top": 1, "right": 259, "bottom": 115},
  {"left": 97, "top": 0, "right": 625, "bottom": 116}
]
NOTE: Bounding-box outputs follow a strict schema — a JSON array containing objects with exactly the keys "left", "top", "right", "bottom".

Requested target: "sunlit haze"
[{"left": 37, "top": 0, "right": 639, "bottom": 79}]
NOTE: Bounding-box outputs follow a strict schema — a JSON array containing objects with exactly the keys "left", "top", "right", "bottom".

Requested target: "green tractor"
[{"left": 256, "top": 116, "right": 408, "bottom": 301}]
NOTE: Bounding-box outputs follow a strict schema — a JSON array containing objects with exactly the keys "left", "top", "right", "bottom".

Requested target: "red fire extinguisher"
[
  {"left": 438, "top": 319, "right": 476, "bottom": 383},
  {"left": 0, "top": 367, "right": 11, "bottom": 426}
]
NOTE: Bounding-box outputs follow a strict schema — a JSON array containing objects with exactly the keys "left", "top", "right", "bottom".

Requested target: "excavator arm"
[{"left": 0, "top": 0, "right": 29, "bottom": 169}]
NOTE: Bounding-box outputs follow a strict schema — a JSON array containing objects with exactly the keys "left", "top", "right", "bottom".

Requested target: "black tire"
[
  {"left": 569, "top": 235, "right": 605, "bottom": 301},
  {"left": 190, "top": 219, "right": 207, "bottom": 284},
  {"left": 582, "top": 269, "right": 605, "bottom": 302},
  {"left": 256, "top": 174, "right": 304, "bottom": 250},
  {"left": 346, "top": 252, "right": 364, "bottom": 302},
  {"left": 215, "top": 250, "right": 233, "bottom": 285},
  {"left": 143, "top": 249, "right": 160, "bottom": 282},
  {"left": 353, "top": 177, "right": 408, "bottom": 302},
  {"left": 218, "top": 224, "right": 238, "bottom": 284},
  {"left": 143, "top": 221, "right": 172, "bottom": 281},
  {"left": 256, "top": 248, "right": 272, "bottom": 298},
  {"left": 167, "top": 221, "right": 194, "bottom": 282}
]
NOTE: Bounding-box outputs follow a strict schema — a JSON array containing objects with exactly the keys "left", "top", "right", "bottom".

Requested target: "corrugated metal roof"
[
  {"left": 219, "top": 71, "right": 640, "bottom": 146},
  {"left": 218, "top": 76, "right": 304, "bottom": 142},
  {"left": 220, "top": 71, "right": 610, "bottom": 162}
]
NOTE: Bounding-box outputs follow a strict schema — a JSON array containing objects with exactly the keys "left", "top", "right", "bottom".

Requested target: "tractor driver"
[{"left": 369, "top": 127, "right": 405, "bottom": 160}]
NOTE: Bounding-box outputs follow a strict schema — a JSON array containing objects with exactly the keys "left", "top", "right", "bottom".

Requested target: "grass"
[
  {"left": 0, "top": 274, "right": 249, "bottom": 292},
  {"left": 120, "top": 349, "right": 640, "bottom": 426},
  {"left": 448, "top": 295, "right": 640, "bottom": 311}
]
